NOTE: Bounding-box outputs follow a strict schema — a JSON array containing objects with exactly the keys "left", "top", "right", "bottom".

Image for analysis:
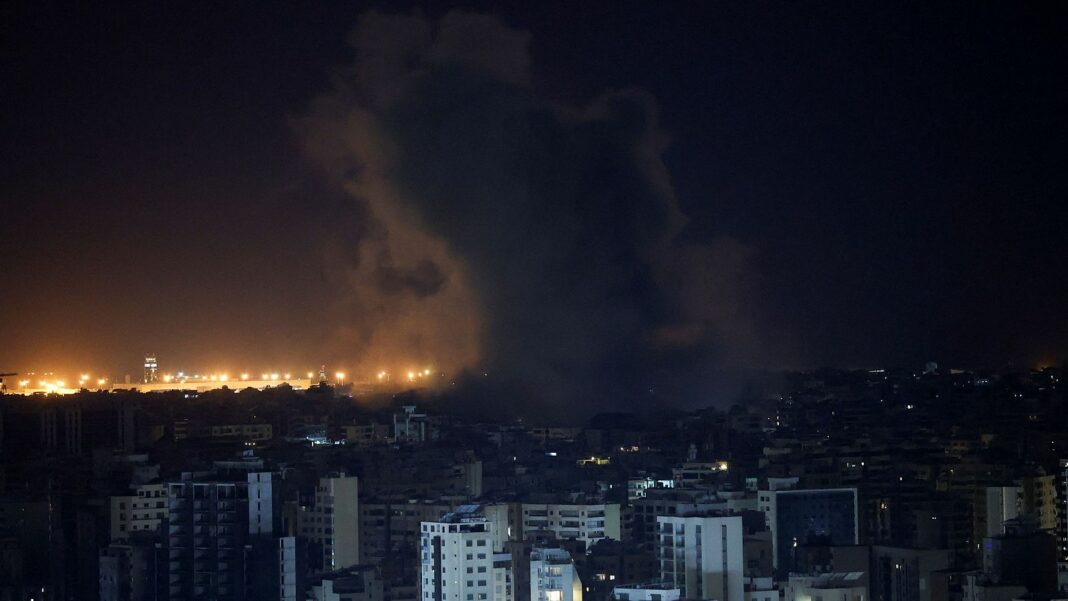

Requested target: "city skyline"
[{"left": 2, "top": 2, "right": 1066, "bottom": 414}]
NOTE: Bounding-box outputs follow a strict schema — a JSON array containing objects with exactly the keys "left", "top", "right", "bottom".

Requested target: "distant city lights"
[{"left": 6, "top": 360, "right": 443, "bottom": 396}]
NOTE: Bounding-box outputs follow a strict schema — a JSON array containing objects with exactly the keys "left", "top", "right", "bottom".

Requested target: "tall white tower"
[
  {"left": 531, "top": 548, "right": 582, "bottom": 601},
  {"left": 657, "top": 513, "right": 745, "bottom": 601},
  {"left": 300, "top": 474, "right": 360, "bottom": 570},
  {"left": 421, "top": 505, "right": 514, "bottom": 601}
]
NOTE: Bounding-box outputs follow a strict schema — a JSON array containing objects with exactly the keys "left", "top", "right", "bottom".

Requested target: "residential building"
[
  {"left": 984, "top": 487, "right": 1020, "bottom": 537},
  {"left": 395, "top": 406, "right": 430, "bottom": 444},
  {"left": 302, "top": 475, "right": 360, "bottom": 571},
  {"left": 166, "top": 478, "right": 249, "bottom": 600},
  {"left": 520, "top": 503, "right": 620, "bottom": 548},
  {"left": 870, "top": 546, "right": 951, "bottom": 601},
  {"left": 109, "top": 483, "right": 168, "bottom": 542},
  {"left": 1020, "top": 474, "right": 1057, "bottom": 532},
  {"left": 310, "top": 565, "right": 384, "bottom": 601},
  {"left": 420, "top": 505, "right": 513, "bottom": 601},
  {"left": 785, "top": 573, "right": 866, "bottom": 601},
  {"left": 280, "top": 536, "right": 307, "bottom": 601},
  {"left": 656, "top": 513, "right": 744, "bottom": 601},
  {"left": 248, "top": 471, "right": 280, "bottom": 535},
  {"left": 530, "top": 547, "right": 582, "bottom": 601},
  {"left": 99, "top": 534, "right": 161, "bottom": 601}
]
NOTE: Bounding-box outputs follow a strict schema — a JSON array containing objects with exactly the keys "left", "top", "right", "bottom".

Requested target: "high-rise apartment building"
[
  {"left": 248, "top": 471, "right": 281, "bottom": 535},
  {"left": 166, "top": 479, "right": 249, "bottom": 600},
  {"left": 421, "top": 505, "right": 514, "bottom": 601},
  {"left": 656, "top": 514, "right": 744, "bottom": 601},
  {"left": 530, "top": 548, "right": 582, "bottom": 601},
  {"left": 301, "top": 475, "right": 360, "bottom": 571},
  {"left": 985, "top": 486, "right": 1021, "bottom": 537},
  {"left": 279, "top": 536, "right": 308, "bottom": 601},
  {"left": 1058, "top": 459, "right": 1068, "bottom": 561}
]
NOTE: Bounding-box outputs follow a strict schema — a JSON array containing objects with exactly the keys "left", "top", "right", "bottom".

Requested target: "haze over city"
[
  {"left": 3, "top": 3, "right": 1068, "bottom": 601},
  {"left": 3, "top": 2, "right": 1066, "bottom": 416}
]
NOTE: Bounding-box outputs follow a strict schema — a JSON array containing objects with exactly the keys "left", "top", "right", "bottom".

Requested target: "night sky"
[{"left": 2, "top": 2, "right": 1066, "bottom": 410}]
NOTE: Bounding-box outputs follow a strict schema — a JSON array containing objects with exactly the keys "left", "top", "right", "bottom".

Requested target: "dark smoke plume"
[{"left": 299, "top": 10, "right": 772, "bottom": 418}]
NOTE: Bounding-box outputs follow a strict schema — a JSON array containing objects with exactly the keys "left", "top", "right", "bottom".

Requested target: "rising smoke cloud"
[{"left": 299, "top": 10, "right": 771, "bottom": 417}]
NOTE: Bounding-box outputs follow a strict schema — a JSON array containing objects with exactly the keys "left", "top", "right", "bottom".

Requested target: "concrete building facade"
[
  {"left": 530, "top": 548, "right": 582, "bottom": 601},
  {"left": 656, "top": 514, "right": 744, "bottom": 601}
]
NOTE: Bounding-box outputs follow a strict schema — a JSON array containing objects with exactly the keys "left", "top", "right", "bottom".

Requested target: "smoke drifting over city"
[{"left": 301, "top": 11, "right": 770, "bottom": 414}]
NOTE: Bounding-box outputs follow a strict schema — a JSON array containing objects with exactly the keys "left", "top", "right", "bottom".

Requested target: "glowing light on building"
[{"left": 144, "top": 355, "right": 158, "bottom": 383}]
